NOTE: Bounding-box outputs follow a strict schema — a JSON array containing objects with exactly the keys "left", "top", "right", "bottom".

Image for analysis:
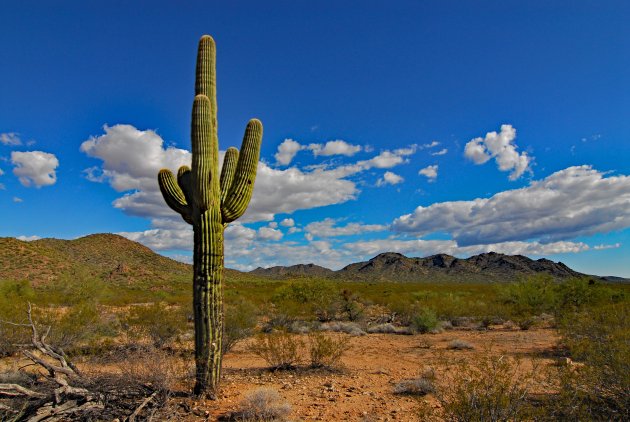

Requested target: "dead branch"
[
  {"left": 128, "top": 391, "right": 158, "bottom": 422},
  {"left": 0, "top": 383, "right": 46, "bottom": 398}
]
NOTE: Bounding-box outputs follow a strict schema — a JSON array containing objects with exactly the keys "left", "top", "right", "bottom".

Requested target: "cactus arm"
[
  {"left": 221, "top": 119, "right": 263, "bottom": 223},
  {"left": 220, "top": 147, "right": 239, "bottom": 204},
  {"left": 177, "top": 165, "right": 194, "bottom": 206},
  {"left": 158, "top": 169, "right": 192, "bottom": 224}
]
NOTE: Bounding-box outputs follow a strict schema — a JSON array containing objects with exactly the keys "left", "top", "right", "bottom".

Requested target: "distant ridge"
[
  {"left": 1, "top": 234, "right": 622, "bottom": 285},
  {"left": 252, "top": 251, "right": 593, "bottom": 282},
  {"left": 250, "top": 263, "right": 334, "bottom": 278}
]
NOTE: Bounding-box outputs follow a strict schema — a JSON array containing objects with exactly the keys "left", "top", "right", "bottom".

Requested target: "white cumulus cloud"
[
  {"left": 257, "top": 226, "right": 283, "bottom": 241},
  {"left": 274, "top": 138, "right": 303, "bottom": 166},
  {"left": 280, "top": 218, "right": 295, "bottom": 227},
  {"left": 11, "top": 151, "right": 59, "bottom": 187},
  {"left": 305, "top": 218, "right": 386, "bottom": 238},
  {"left": 308, "top": 140, "right": 362, "bottom": 157},
  {"left": 419, "top": 165, "right": 438, "bottom": 182},
  {"left": 464, "top": 124, "right": 531, "bottom": 180},
  {"left": 393, "top": 165, "right": 630, "bottom": 246},
  {"left": 377, "top": 171, "right": 404, "bottom": 186}
]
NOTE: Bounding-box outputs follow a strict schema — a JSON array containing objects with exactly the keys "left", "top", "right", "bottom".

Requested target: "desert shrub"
[
  {"left": 439, "top": 320, "right": 454, "bottom": 330},
  {"left": 410, "top": 308, "right": 439, "bottom": 334},
  {"left": 224, "top": 298, "right": 258, "bottom": 353},
  {"left": 272, "top": 280, "right": 340, "bottom": 321},
  {"left": 0, "top": 280, "right": 35, "bottom": 356},
  {"left": 446, "top": 339, "right": 475, "bottom": 350},
  {"left": 549, "top": 303, "right": 630, "bottom": 420},
  {"left": 499, "top": 274, "right": 556, "bottom": 317},
  {"left": 555, "top": 277, "right": 622, "bottom": 311},
  {"left": 450, "top": 316, "right": 473, "bottom": 328},
  {"left": 319, "top": 321, "right": 366, "bottom": 336},
  {"left": 394, "top": 375, "right": 435, "bottom": 396},
  {"left": 288, "top": 320, "right": 312, "bottom": 334},
  {"left": 230, "top": 387, "right": 291, "bottom": 421},
  {"left": 307, "top": 332, "right": 348, "bottom": 369},
  {"left": 41, "top": 301, "right": 118, "bottom": 354},
  {"left": 340, "top": 289, "right": 365, "bottom": 321},
  {"left": 262, "top": 303, "right": 299, "bottom": 332},
  {"left": 249, "top": 331, "right": 303, "bottom": 370},
  {"left": 366, "top": 323, "right": 411, "bottom": 335},
  {"left": 436, "top": 354, "right": 541, "bottom": 421},
  {"left": 125, "top": 302, "right": 186, "bottom": 348}
]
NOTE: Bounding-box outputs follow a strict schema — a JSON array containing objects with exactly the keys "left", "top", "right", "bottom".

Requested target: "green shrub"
[
  {"left": 224, "top": 298, "right": 258, "bottom": 353},
  {"left": 307, "top": 332, "right": 348, "bottom": 369},
  {"left": 272, "top": 281, "right": 340, "bottom": 321},
  {"left": 551, "top": 303, "right": 630, "bottom": 420},
  {"left": 499, "top": 274, "right": 556, "bottom": 317},
  {"left": 249, "top": 331, "right": 303, "bottom": 370},
  {"left": 410, "top": 308, "right": 439, "bottom": 334},
  {"left": 125, "top": 302, "right": 186, "bottom": 348},
  {"left": 436, "top": 354, "right": 541, "bottom": 421},
  {"left": 0, "top": 280, "right": 34, "bottom": 356},
  {"left": 340, "top": 289, "right": 364, "bottom": 321}
]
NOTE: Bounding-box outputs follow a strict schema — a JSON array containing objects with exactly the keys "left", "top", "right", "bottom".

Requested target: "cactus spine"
[{"left": 157, "top": 35, "right": 262, "bottom": 396}]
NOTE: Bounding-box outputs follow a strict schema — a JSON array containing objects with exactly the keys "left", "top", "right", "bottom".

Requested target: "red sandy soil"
[{"left": 183, "top": 327, "right": 561, "bottom": 421}]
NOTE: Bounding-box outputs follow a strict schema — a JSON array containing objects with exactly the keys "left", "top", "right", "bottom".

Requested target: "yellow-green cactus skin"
[{"left": 158, "top": 35, "right": 262, "bottom": 395}]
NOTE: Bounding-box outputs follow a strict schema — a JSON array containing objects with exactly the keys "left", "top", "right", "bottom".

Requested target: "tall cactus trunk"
[
  {"left": 192, "top": 211, "right": 224, "bottom": 395},
  {"left": 157, "top": 35, "right": 262, "bottom": 397}
]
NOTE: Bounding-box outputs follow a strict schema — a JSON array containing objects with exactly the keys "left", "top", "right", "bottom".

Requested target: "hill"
[
  {"left": 0, "top": 234, "right": 191, "bottom": 287},
  {"left": 250, "top": 263, "right": 334, "bottom": 279}
]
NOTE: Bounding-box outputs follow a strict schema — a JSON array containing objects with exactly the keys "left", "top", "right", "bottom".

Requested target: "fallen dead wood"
[
  {"left": 128, "top": 391, "right": 158, "bottom": 422},
  {"left": 0, "top": 303, "right": 176, "bottom": 421}
]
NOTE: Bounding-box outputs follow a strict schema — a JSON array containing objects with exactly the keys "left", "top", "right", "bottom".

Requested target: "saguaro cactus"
[{"left": 157, "top": 35, "right": 262, "bottom": 395}]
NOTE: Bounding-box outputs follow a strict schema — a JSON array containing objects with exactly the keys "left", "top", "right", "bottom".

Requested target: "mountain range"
[
  {"left": 251, "top": 251, "right": 597, "bottom": 282},
  {"left": 1, "top": 234, "right": 626, "bottom": 285}
]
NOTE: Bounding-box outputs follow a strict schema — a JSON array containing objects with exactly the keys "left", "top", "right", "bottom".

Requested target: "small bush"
[
  {"left": 232, "top": 387, "right": 291, "bottom": 421},
  {"left": 550, "top": 303, "right": 630, "bottom": 420},
  {"left": 308, "top": 332, "right": 348, "bottom": 369},
  {"left": 436, "top": 354, "right": 541, "bottom": 421},
  {"left": 411, "top": 308, "right": 439, "bottom": 334},
  {"left": 366, "top": 323, "right": 411, "bottom": 335},
  {"left": 394, "top": 377, "right": 435, "bottom": 396},
  {"left": 446, "top": 339, "right": 475, "bottom": 350},
  {"left": 224, "top": 298, "right": 258, "bottom": 353},
  {"left": 340, "top": 289, "right": 364, "bottom": 321},
  {"left": 249, "top": 331, "right": 303, "bottom": 370},
  {"left": 124, "top": 302, "right": 185, "bottom": 348},
  {"left": 272, "top": 281, "right": 340, "bottom": 322},
  {"left": 319, "top": 321, "right": 366, "bottom": 336}
]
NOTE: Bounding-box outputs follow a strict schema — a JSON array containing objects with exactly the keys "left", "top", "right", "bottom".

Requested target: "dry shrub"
[
  {"left": 446, "top": 339, "right": 475, "bottom": 350},
  {"left": 308, "top": 332, "right": 349, "bottom": 369},
  {"left": 124, "top": 302, "right": 186, "bottom": 349},
  {"left": 249, "top": 331, "right": 303, "bottom": 370},
  {"left": 85, "top": 346, "right": 193, "bottom": 420},
  {"left": 436, "top": 353, "right": 541, "bottom": 422},
  {"left": 319, "top": 321, "right": 366, "bottom": 336},
  {"left": 394, "top": 377, "right": 435, "bottom": 396},
  {"left": 228, "top": 387, "right": 291, "bottom": 421},
  {"left": 367, "top": 323, "right": 411, "bottom": 335}
]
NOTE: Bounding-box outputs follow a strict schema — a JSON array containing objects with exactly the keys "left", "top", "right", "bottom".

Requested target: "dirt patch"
[{"left": 176, "top": 327, "right": 560, "bottom": 421}]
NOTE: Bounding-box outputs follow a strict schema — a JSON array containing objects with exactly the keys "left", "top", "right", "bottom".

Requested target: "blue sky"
[{"left": 1, "top": 1, "right": 629, "bottom": 276}]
